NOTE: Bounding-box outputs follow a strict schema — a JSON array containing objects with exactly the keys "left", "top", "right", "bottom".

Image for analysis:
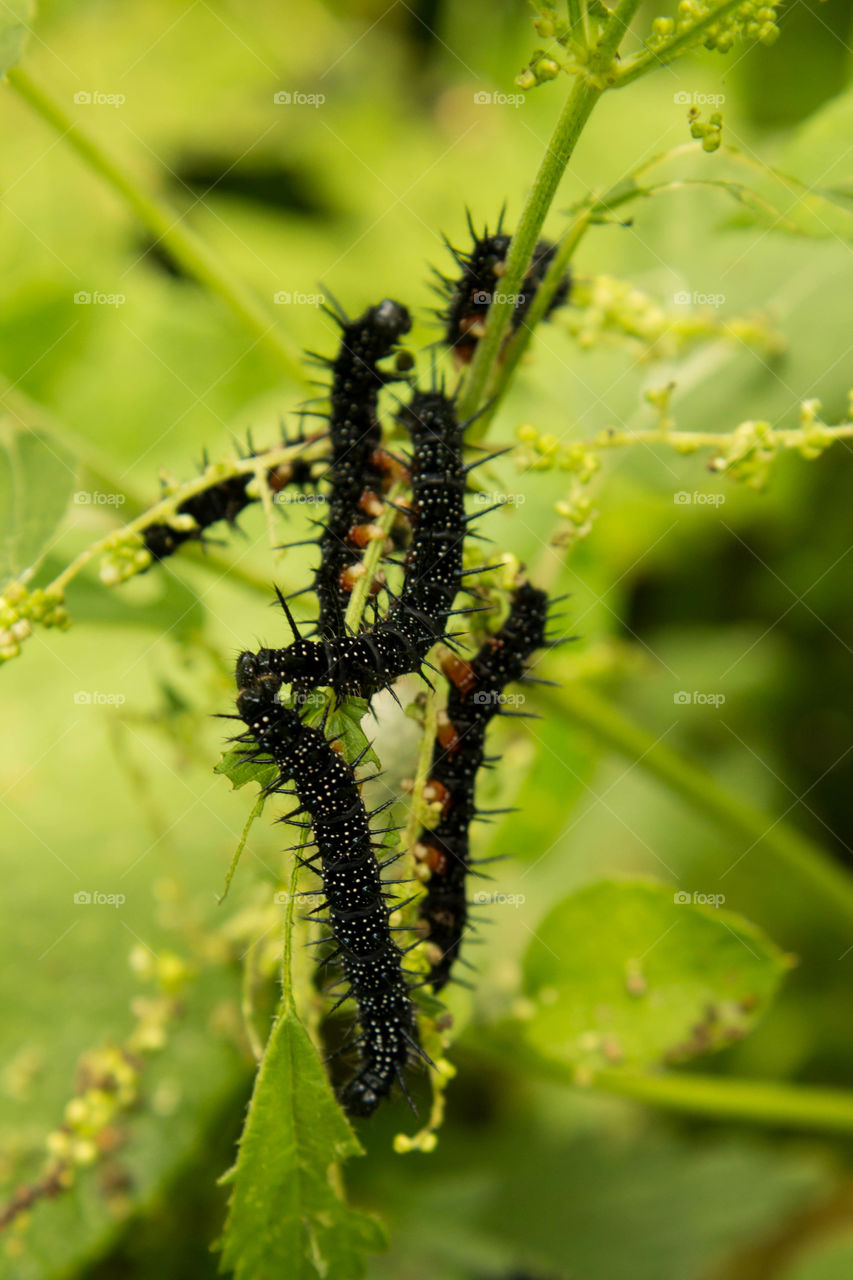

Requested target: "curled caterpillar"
[
  {"left": 415, "top": 582, "right": 550, "bottom": 990},
  {"left": 307, "top": 299, "right": 412, "bottom": 637},
  {"left": 254, "top": 389, "right": 470, "bottom": 699},
  {"left": 434, "top": 212, "right": 571, "bottom": 366},
  {"left": 234, "top": 653, "right": 422, "bottom": 1116},
  {"left": 143, "top": 444, "right": 318, "bottom": 561}
]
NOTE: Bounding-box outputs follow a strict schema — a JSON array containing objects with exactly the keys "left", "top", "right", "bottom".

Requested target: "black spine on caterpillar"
[
  {"left": 143, "top": 450, "right": 318, "bottom": 561},
  {"left": 434, "top": 215, "right": 571, "bottom": 365},
  {"left": 254, "top": 390, "right": 467, "bottom": 698},
  {"left": 312, "top": 299, "right": 412, "bottom": 638},
  {"left": 416, "top": 582, "right": 549, "bottom": 991},
  {"left": 234, "top": 653, "right": 420, "bottom": 1116}
]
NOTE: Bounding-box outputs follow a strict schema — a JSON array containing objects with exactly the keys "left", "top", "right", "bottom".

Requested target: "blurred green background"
[{"left": 2, "top": 1, "right": 853, "bottom": 1277}]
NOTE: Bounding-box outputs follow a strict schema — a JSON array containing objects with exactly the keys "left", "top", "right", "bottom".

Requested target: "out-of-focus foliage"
[{"left": 1, "top": 0, "right": 852, "bottom": 1277}]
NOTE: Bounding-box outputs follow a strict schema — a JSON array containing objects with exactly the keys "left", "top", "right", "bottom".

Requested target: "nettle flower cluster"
[
  {"left": 516, "top": 0, "right": 782, "bottom": 90},
  {"left": 649, "top": 0, "right": 781, "bottom": 54},
  {"left": 0, "top": 582, "right": 69, "bottom": 661}
]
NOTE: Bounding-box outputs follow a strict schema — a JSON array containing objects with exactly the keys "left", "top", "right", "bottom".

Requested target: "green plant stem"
[
  {"left": 457, "top": 75, "right": 601, "bottom": 427},
  {"left": 592, "top": 1069, "right": 853, "bottom": 1133},
  {"left": 343, "top": 482, "right": 402, "bottom": 633},
  {"left": 457, "top": 0, "right": 641, "bottom": 429},
  {"left": 571, "top": 422, "right": 853, "bottom": 453},
  {"left": 6, "top": 68, "right": 308, "bottom": 387},
  {"left": 281, "top": 836, "right": 302, "bottom": 1011},
  {"left": 469, "top": 212, "right": 591, "bottom": 441},
  {"left": 47, "top": 437, "right": 328, "bottom": 597},
  {"left": 616, "top": 0, "right": 750, "bottom": 87},
  {"left": 475, "top": 1032, "right": 853, "bottom": 1134},
  {"left": 544, "top": 680, "right": 853, "bottom": 929}
]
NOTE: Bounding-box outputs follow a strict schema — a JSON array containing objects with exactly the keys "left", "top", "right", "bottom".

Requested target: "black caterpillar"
[
  {"left": 434, "top": 213, "right": 571, "bottom": 365},
  {"left": 415, "top": 582, "right": 550, "bottom": 990},
  {"left": 143, "top": 443, "right": 318, "bottom": 561},
  {"left": 306, "top": 299, "right": 412, "bottom": 637},
  {"left": 234, "top": 653, "right": 423, "bottom": 1116},
  {"left": 251, "top": 389, "right": 471, "bottom": 699}
]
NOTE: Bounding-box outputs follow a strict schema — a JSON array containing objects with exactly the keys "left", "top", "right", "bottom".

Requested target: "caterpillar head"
[
  {"left": 235, "top": 650, "right": 283, "bottom": 721},
  {"left": 367, "top": 298, "right": 412, "bottom": 343},
  {"left": 339, "top": 1073, "right": 384, "bottom": 1118}
]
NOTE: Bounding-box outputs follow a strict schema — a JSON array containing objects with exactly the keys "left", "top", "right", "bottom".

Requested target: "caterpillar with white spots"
[
  {"left": 416, "top": 582, "right": 550, "bottom": 990},
  {"left": 433, "top": 212, "right": 571, "bottom": 366},
  {"left": 252, "top": 388, "right": 474, "bottom": 699},
  {"left": 234, "top": 653, "right": 423, "bottom": 1116}
]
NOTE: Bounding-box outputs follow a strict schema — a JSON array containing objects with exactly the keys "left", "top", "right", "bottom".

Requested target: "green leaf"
[
  {"left": 522, "top": 878, "right": 789, "bottom": 1072},
  {"left": 301, "top": 694, "right": 379, "bottom": 769},
  {"left": 215, "top": 748, "right": 278, "bottom": 793},
  {"left": 0, "top": 418, "right": 76, "bottom": 586},
  {"left": 0, "top": 1, "right": 34, "bottom": 77},
  {"left": 781, "top": 85, "right": 853, "bottom": 200},
  {"left": 218, "top": 1004, "right": 385, "bottom": 1280}
]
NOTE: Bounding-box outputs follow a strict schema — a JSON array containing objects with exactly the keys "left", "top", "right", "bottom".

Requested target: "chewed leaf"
[
  {"left": 218, "top": 1003, "right": 385, "bottom": 1280},
  {"left": 522, "top": 879, "right": 790, "bottom": 1074},
  {"left": 215, "top": 747, "right": 278, "bottom": 792}
]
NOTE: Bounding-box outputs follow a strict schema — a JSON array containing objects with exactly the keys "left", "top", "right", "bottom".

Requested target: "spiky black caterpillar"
[
  {"left": 308, "top": 299, "right": 412, "bottom": 637},
  {"left": 252, "top": 389, "right": 469, "bottom": 698},
  {"left": 435, "top": 213, "right": 571, "bottom": 365},
  {"left": 143, "top": 445, "right": 318, "bottom": 561},
  {"left": 416, "top": 582, "right": 550, "bottom": 990},
  {"left": 234, "top": 653, "right": 421, "bottom": 1116}
]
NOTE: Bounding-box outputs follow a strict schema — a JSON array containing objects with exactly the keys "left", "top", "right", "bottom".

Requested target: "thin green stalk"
[
  {"left": 593, "top": 1069, "right": 853, "bottom": 1133},
  {"left": 49, "top": 437, "right": 328, "bottom": 596},
  {"left": 543, "top": 680, "right": 853, "bottom": 929},
  {"left": 616, "top": 0, "right": 750, "bottom": 87},
  {"left": 468, "top": 211, "right": 591, "bottom": 442},
  {"left": 566, "top": 422, "right": 853, "bottom": 453},
  {"left": 475, "top": 1032, "right": 853, "bottom": 1134},
  {"left": 281, "top": 833, "right": 303, "bottom": 1011},
  {"left": 457, "top": 0, "right": 642, "bottom": 428},
  {"left": 457, "top": 74, "right": 601, "bottom": 425},
  {"left": 6, "top": 68, "right": 308, "bottom": 387},
  {"left": 343, "top": 482, "right": 402, "bottom": 633}
]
